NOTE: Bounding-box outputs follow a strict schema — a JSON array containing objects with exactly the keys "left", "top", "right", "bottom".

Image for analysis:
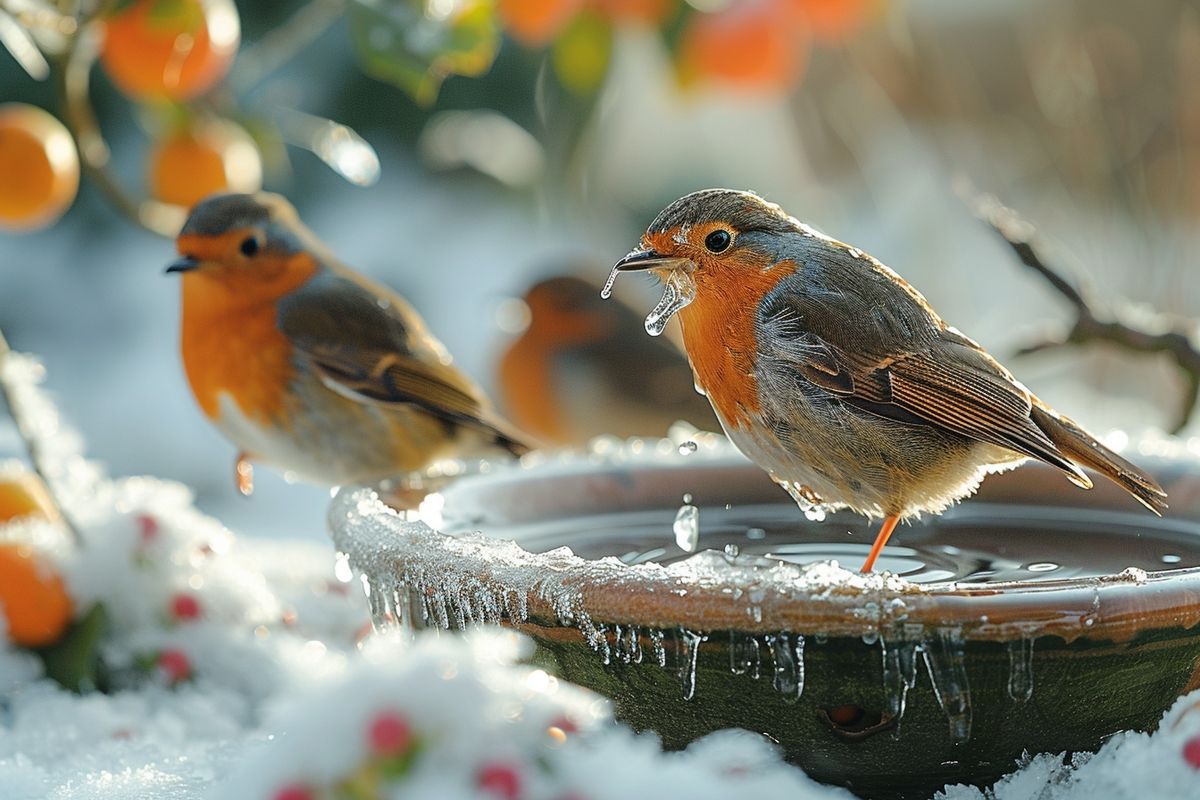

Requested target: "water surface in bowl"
[{"left": 461, "top": 502, "right": 1200, "bottom": 585}]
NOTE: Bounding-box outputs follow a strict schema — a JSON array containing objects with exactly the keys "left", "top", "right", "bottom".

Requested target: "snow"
[{"left": 3, "top": 352, "right": 1200, "bottom": 799}]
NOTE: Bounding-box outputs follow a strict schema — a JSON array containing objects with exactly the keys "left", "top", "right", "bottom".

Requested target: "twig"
[
  {"left": 55, "top": 9, "right": 184, "bottom": 238},
  {"left": 230, "top": 0, "right": 346, "bottom": 93},
  {"left": 969, "top": 193, "right": 1200, "bottom": 434},
  {"left": 0, "top": 328, "right": 83, "bottom": 546}
]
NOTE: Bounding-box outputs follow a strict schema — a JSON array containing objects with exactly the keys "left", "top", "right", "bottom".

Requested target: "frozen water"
[
  {"left": 678, "top": 628, "right": 707, "bottom": 700},
  {"left": 923, "top": 629, "right": 972, "bottom": 744},
  {"left": 644, "top": 271, "right": 697, "bottom": 336},
  {"left": 674, "top": 504, "right": 701, "bottom": 552},
  {"left": 1006, "top": 637, "right": 1035, "bottom": 703}
]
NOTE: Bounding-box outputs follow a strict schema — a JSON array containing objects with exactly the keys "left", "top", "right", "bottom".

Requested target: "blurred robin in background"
[
  {"left": 608, "top": 189, "right": 1166, "bottom": 572},
  {"left": 498, "top": 275, "right": 720, "bottom": 446},
  {"left": 168, "top": 193, "right": 529, "bottom": 495}
]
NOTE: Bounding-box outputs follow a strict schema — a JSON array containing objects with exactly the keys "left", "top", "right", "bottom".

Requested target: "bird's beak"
[
  {"left": 165, "top": 256, "right": 200, "bottom": 274},
  {"left": 613, "top": 248, "right": 689, "bottom": 273}
]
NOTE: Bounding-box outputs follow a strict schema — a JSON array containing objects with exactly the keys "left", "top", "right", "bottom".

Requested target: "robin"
[
  {"left": 168, "top": 192, "right": 529, "bottom": 495},
  {"left": 606, "top": 189, "right": 1167, "bottom": 572},
  {"left": 498, "top": 275, "right": 720, "bottom": 446}
]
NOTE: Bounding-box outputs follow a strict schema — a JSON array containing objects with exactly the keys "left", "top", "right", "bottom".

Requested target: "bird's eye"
[
  {"left": 704, "top": 229, "right": 732, "bottom": 253},
  {"left": 239, "top": 236, "right": 260, "bottom": 257}
]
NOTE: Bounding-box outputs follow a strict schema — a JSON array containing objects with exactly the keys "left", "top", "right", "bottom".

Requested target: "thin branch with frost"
[
  {"left": 0, "top": 328, "right": 82, "bottom": 544},
  {"left": 969, "top": 193, "right": 1200, "bottom": 434}
]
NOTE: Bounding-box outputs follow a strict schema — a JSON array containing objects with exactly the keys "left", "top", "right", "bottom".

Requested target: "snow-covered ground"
[{"left": 2, "top": 352, "right": 1200, "bottom": 799}]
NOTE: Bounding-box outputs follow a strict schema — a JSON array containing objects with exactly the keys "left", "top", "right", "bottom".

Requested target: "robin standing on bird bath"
[{"left": 605, "top": 189, "right": 1166, "bottom": 572}]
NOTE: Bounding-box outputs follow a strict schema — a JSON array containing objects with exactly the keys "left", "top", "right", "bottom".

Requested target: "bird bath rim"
[{"left": 327, "top": 432, "right": 1200, "bottom": 645}]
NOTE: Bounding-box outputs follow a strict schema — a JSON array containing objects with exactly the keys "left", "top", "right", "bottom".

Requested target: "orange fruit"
[
  {"left": 498, "top": 0, "right": 582, "bottom": 46},
  {"left": 148, "top": 118, "right": 262, "bottom": 208},
  {"left": 0, "top": 469, "right": 62, "bottom": 525},
  {"left": 680, "top": 0, "right": 808, "bottom": 92},
  {"left": 100, "top": 0, "right": 240, "bottom": 102},
  {"left": 0, "top": 104, "right": 80, "bottom": 232},
  {"left": 0, "top": 542, "right": 73, "bottom": 648},
  {"left": 592, "top": 0, "right": 674, "bottom": 25}
]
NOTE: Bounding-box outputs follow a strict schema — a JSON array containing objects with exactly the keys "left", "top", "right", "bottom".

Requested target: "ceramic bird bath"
[{"left": 329, "top": 433, "right": 1200, "bottom": 799}]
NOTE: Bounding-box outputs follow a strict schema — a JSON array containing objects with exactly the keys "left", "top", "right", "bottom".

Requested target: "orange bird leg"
[
  {"left": 235, "top": 453, "right": 254, "bottom": 497},
  {"left": 860, "top": 514, "right": 901, "bottom": 573}
]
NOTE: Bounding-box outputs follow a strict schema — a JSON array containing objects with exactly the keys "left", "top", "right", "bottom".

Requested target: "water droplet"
[
  {"left": 1026, "top": 562, "right": 1059, "bottom": 573},
  {"left": 781, "top": 481, "right": 828, "bottom": 522},
  {"left": 724, "top": 543, "right": 740, "bottom": 558},
  {"left": 1163, "top": 554, "right": 1183, "bottom": 564},
  {"left": 333, "top": 552, "right": 354, "bottom": 583},
  {"left": 746, "top": 528, "right": 767, "bottom": 540},
  {"left": 674, "top": 504, "right": 700, "bottom": 552},
  {"left": 600, "top": 262, "right": 620, "bottom": 299},
  {"left": 678, "top": 441, "right": 698, "bottom": 455}
]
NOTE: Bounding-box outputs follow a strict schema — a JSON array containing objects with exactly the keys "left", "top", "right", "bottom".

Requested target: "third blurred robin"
[
  {"left": 607, "top": 189, "right": 1166, "bottom": 572},
  {"left": 498, "top": 275, "right": 719, "bottom": 446},
  {"left": 168, "top": 193, "right": 529, "bottom": 494}
]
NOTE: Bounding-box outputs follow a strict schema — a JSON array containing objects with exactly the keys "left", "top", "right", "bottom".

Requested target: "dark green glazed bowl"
[{"left": 330, "top": 437, "right": 1200, "bottom": 798}]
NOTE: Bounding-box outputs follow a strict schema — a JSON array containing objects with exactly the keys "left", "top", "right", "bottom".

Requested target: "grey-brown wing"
[
  {"left": 755, "top": 267, "right": 1090, "bottom": 485},
  {"left": 277, "top": 268, "right": 502, "bottom": 431}
]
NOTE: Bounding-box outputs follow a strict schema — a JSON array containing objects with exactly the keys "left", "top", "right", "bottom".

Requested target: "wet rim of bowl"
[{"left": 329, "top": 437, "right": 1200, "bottom": 645}]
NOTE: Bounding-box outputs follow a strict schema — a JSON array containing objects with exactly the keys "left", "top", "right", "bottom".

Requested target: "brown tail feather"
[{"left": 1030, "top": 405, "right": 1168, "bottom": 515}]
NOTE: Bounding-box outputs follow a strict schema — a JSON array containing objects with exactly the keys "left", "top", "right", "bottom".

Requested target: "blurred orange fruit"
[
  {"left": 0, "top": 542, "right": 73, "bottom": 648},
  {"left": 148, "top": 118, "right": 262, "bottom": 208},
  {"left": 0, "top": 470, "right": 62, "bottom": 525},
  {"left": 498, "top": 0, "right": 581, "bottom": 46},
  {"left": 592, "top": 0, "right": 674, "bottom": 25},
  {"left": 0, "top": 104, "right": 80, "bottom": 232},
  {"left": 680, "top": 0, "right": 808, "bottom": 92},
  {"left": 780, "top": 0, "right": 874, "bottom": 42},
  {"left": 101, "top": 0, "right": 240, "bottom": 102}
]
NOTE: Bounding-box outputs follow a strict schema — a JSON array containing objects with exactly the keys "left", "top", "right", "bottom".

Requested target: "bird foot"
[{"left": 235, "top": 454, "right": 254, "bottom": 496}]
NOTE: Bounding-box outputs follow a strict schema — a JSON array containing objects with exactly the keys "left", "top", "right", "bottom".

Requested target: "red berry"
[
  {"left": 171, "top": 593, "right": 202, "bottom": 621},
  {"left": 368, "top": 711, "right": 412, "bottom": 757},
  {"left": 272, "top": 785, "right": 316, "bottom": 800},
  {"left": 1184, "top": 734, "right": 1200, "bottom": 769},
  {"left": 478, "top": 763, "right": 522, "bottom": 800},
  {"left": 157, "top": 648, "right": 191, "bottom": 683},
  {"left": 136, "top": 514, "right": 159, "bottom": 543}
]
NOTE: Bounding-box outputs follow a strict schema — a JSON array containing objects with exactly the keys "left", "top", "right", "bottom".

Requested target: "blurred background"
[{"left": 1, "top": 0, "right": 1197, "bottom": 541}]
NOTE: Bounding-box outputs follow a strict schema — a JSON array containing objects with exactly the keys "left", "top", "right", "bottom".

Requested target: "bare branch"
[
  {"left": 55, "top": 15, "right": 184, "bottom": 238},
  {"left": 231, "top": 0, "right": 346, "bottom": 93},
  {"left": 969, "top": 193, "right": 1200, "bottom": 434}
]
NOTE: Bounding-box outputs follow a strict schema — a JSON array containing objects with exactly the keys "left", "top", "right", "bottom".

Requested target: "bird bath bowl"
[{"left": 329, "top": 434, "right": 1200, "bottom": 799}]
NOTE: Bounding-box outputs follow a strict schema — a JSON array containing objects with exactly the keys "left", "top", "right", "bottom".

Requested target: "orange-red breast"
[
  {"left": 607, "top": 189, "right": 1167, "bottom": 572},
  {"left": 498, "top": 275, "right": 720, "bottom": 446},
  {"left": 168, "top": 192, "right": 529, "bottom": 495}
]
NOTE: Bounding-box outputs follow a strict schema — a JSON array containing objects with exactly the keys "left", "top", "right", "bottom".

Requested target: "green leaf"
[
  {"left": 35, "top": 604, "right": 108, "bottom": 693},
  {"left": 551, "top": 11, "right": 612, "bottom": 96},
  {"left": 347, "top": 0, "right": 500, "bottom": 106}
]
